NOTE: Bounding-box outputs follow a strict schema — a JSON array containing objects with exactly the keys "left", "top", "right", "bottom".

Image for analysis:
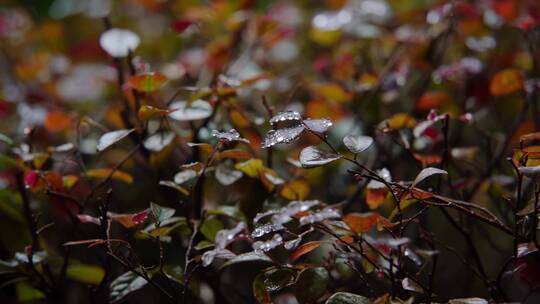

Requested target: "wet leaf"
[
  {"left": 168, "top": 99, "right": 212, "bottom": 121},
  {"left": 448, "top": 298, "right": 488, "bottom": 304},
  {"left": 215, "top": 165, "right": 242, "bottom": 186},
  {"left": 402, "top": 277, "right": 423, "bottom": 293},
  {"left": 299, "top": 208, "right": 340, "bottom": 226},
  {"left": 269, "top": 111, "right": 302, "bottom": 126},
  {"left": 294, "top": 267, "right": 329, "bottom": 303},
  {"left": 100, "top": 28, "right": 140, "bottom": 58},
  {"left": 96, "top": 129, "right": 134, "bottom": 152},
  {"left": 215, "top": 222, "right": 246, "bottom": 249},
  {"left": 212, "top": 129, "right": 249, "bottom": 143},
  {"left": 143, "top": 132, "right": 175, "bottom": 152},
  {"left": 519, "top": 165, "right": 540, "bottom": 178},
  {"left": 127, "top": 72, "right": 167, "bottom": 92},
  {"left": 109, "top": 271, "right": 148, "bottom": 303},
  {"left": 299, "top": 146, "right": 341, "bottom": 168},
  {"left": 201, "top": 248, "right": 236, "bottom": 267},
  {"left": 325, "top": 292, "right": 371, "bottom": 304},
  {"left": 220, "top": 251, "right": 273, "bottom": 269},
  {"left": 303, "top": 118, "right": 333, "bottom": 133},
  {"left": 173, "top": 169, "right": 198, "bottom": 184},
  {"left": 131, "top": 209, "right": 150, "bottom": 225},
  {"left": 412, "top": 167, "right": 448, "bottom": 187},
  {"left": 490, "top": 69, "right": 524, "bottom": 96},
  {"left": 290, "top": 241, "right": 321, "bottom": 261},
  {"left": 253, "top": 233, "right": 283, "bottom": 253},
  {"left": 254, "top": 268, "right": 295, "bottom": 303},
  {"left": 343, "top": 135, "right": 373, "bottom": 154},
  {"left": 150, "top": 202, "right": 175, "bottom": 223},
  {"left": 261, "top": 125, "right": 305, "bottom": 148}
]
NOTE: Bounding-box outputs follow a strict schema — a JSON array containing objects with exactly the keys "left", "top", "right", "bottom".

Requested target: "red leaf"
[
  {"left": 132, "top": 209, "right": 150, "bottom": 225},
  {"left": 24, "top": 170, "right": 39, "bottom": 189}
]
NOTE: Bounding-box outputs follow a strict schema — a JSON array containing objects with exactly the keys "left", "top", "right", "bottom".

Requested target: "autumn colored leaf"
[
  {"left": 385, "top": 113, "right": 417, "bottom": 130},
  {"left": 86, "top": 168, "right": 134, "bottom": 184},
  {"left": 290, "top": 241, "right": 321, "bottom": 261},
  {"left": 416, "top": 91, "right": 450, "bottom": 111},
  {"left": 234, "top": 159, "right": 264, "bottom": 178},
  {"left": 343, "top": 213, "right": 381, "bottom": 233},
  {"left": 366, "top": 188, "right": 388, "bottom": 210},
  {"left": 215, "top": 149, "right": 252, "bottom": 161},
  {"left": 490, "top": 69, "right": 524, "bottom": 96},
  {"left": 44, "top": 111, "right": 72, "bottom": 132},
  {"left": 138, "top": 105, "right": 170, "bottom": 121},
  {"left": 281, "top": 179, "right": 310, "bottom": 200},
  {"left": 127, "top": 72, "right": 167, "bottom": 92}
]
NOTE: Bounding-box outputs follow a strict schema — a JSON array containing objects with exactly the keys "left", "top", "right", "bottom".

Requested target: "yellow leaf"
[
  {"left": 138, "top": 105, "right": 170, "bottom": 121},
  {"left": 86, "top": 168, "right": 133, "bottom": 184},
  {"left": 235, "top": 159, "right": 264, "bottom": 178},
  {"left": 280, "top": 179, "right": 310, "bottom": 200},
  {"left": 311, "top": 83, "right": 351, "bottom": 103}
]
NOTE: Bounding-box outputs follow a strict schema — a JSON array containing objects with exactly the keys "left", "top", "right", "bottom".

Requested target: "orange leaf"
[
  {"left": 44, "top": 171, "right": 64, "bottom": 190},
  {"left": 343, "top": 212, "right": 380, "bottom": 233},
  {"left": 108, "top": 213, "right": 137, "bottom": 228},
  {"left": 339, "top": 235, "right": 355, "bottom": 244},
  {"left": 311, "top": 83, "right": 351, "bottom": 103},
  {"left": 86, "top": 168, "right": 133, "bottom": 184},
  {"left": 44, "top": 111, "right": 72, "bottom": 132},
  {"left": 416, "top": 91, "right": 450, "bottom": 111},
  {"left": 490, "top": 69, "right": 524, "bottom": 96},
  {"left": 413, "top": 154, "right": 442, "bottom": 167},
  {"left": 127, "top": 72, "right": 167, "bottom": 92},
  {"left": 366, "top": 188, "right": 388, "bottom": 210},
  {"left": 290, "top": 241, "right": 321, "bottom": 261},
  {"left": 215, "top": 149, "right": 252, "bottom": 160},
  {"left": 305, "top": 99, "right": 345, "bottom": 121}
]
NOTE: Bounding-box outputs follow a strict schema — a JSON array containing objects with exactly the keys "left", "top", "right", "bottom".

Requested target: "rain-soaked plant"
[{"left": 2, "top": 0, "right": 540, "bottom": 303}]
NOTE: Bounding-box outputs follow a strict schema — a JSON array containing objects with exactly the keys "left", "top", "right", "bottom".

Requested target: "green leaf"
[
  {"left": 150, "top": 202, "right": 176, "bottom": 223},
  {"left": 220, "top": 251, "right": 273, "bottom": 269},
  {"left": 200, "top": 217, "right": 224, "bottom": 242},
  {"left": 17, "top": 282, "right": 45, "bottom": 302},
  {"left": 326, "top": 292, "right": 372, "bottom": 304},
  {"left": 0, "top": 154, "right": 19, "bottom": 170},
  {"left": 110, "top": 271, "right": 148, "bottom": 303},
  {"left": 67, "top": 264, "right": 105, "bottom": 285},
  {"left": 294, "top": 267, "right": 329, "bottom": 303},
  {"left": 0, "top": 132, "right": 13, "bottom": 145}
]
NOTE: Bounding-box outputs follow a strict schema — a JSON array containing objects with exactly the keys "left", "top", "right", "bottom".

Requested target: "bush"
[{"left": 1, "top": 0, "right": 540, "bottom": 303}]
